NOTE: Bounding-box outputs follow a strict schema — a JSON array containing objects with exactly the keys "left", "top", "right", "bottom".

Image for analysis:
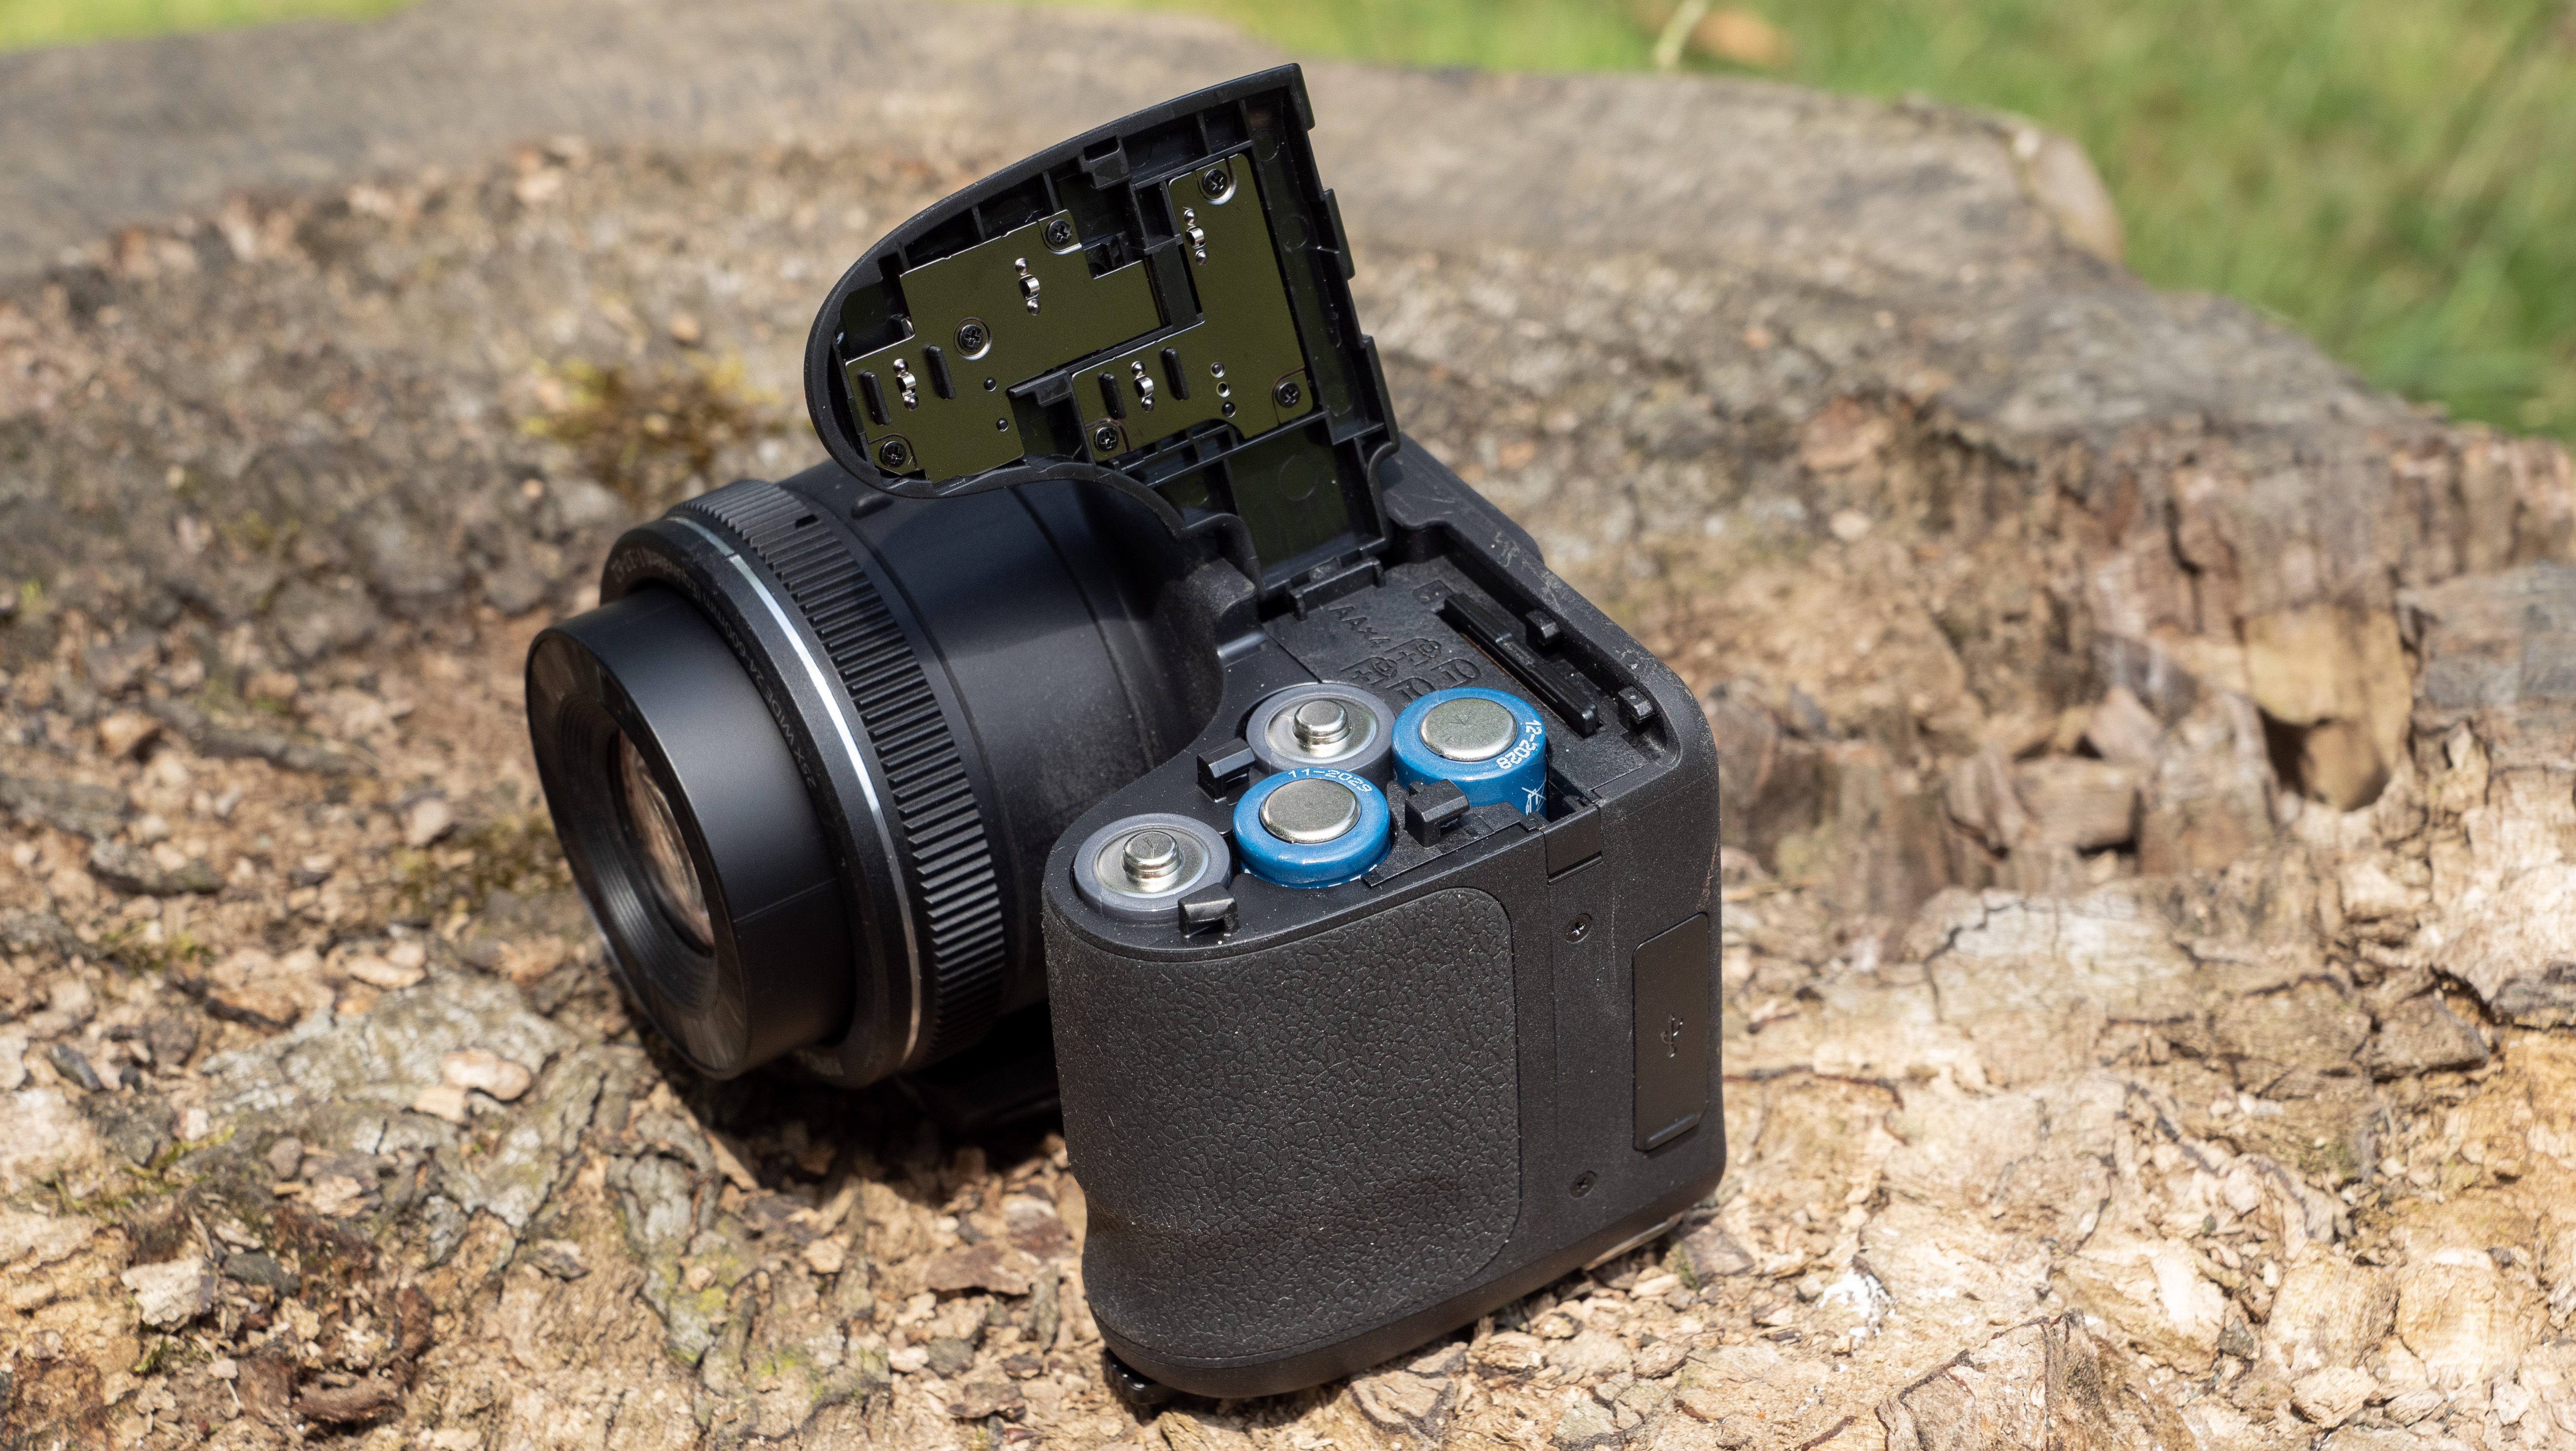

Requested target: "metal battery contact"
[
  {"left": 1072, "top": 812, "right": 1233, "bottom": 923},
  {"left": 1243, "top": 682, "right": 1398, "bottom": 780}
]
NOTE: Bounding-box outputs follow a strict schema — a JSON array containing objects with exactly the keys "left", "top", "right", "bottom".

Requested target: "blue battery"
[
  {"left": 1392, "top": 686, "right": 1548, "bottom": 814},
  {"left": 1231, "top": 767, "right": 1392, "bottom": 887}
]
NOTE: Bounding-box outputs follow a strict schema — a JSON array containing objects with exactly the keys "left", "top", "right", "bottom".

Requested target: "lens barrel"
[
  {"left": 527, "top": 587, "right": 851, "bottom": 1075},
  {"left": 527, "top": 465, "right": 1206, "bottom": 1086}
]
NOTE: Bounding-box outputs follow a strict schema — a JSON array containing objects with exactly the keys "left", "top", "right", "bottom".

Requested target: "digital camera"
[{"left": 525, "top": 67, "right": 1723, "bottom": 1398}]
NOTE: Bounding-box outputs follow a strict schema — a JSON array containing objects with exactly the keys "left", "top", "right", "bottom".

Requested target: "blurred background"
[{"left": 6, "top": 0, "right": 2571, "bottom": 447}]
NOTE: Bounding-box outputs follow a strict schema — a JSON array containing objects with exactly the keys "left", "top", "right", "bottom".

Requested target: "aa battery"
[
  {"left": 1231, "top": 766, "right": 1393, "bottom": 887},
  {"left": 1242, "top": 682, "right": 1398, "bottom": 781},
  {"left": 1391, "top": 686, "right": 1548, "bottom": 814},
  {"left": 1071, "top": 812, "right": 1232, "bottom": 922}
]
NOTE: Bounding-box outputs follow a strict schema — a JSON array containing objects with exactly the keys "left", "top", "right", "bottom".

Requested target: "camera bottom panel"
[{"left": 1095, "top": 1177, "right": 1716, "bottom": 1400}]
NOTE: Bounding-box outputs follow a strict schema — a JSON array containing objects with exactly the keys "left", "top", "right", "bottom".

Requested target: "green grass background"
[{"left": 5, "top": 0, "right": 2571, "bottom": 444}]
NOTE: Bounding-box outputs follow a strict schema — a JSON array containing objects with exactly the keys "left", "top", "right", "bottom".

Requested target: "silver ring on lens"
[
  {"left": 1244, "top": 682, "right": 1397, "bottom": 781},
  {"left": 1072, "top": 812, "right": 1232, "bottom": 923}
]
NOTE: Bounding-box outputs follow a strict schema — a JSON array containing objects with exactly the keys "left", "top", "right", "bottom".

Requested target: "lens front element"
[
  {"left": 618, "top": 732, "right": 714, "bottom": 949},
  {"left": 525, "top": 586, "right": 854, "bottom": 1079}
]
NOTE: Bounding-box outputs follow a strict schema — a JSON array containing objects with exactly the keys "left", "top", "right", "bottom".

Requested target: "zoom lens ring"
[{"left": 676, "top": 481, "right": 1009, "bottom": 1067}]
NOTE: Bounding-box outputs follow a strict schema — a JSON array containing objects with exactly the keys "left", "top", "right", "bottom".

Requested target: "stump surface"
[{"left": 3, "top": 4, "right": 2574, "bottom": 1449}]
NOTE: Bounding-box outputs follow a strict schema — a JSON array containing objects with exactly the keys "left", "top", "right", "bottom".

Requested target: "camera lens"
[
  {"left": 527, "top": 467, "right": 1209, "bottom": 1086},
  {"left": 616, "top": 732, "right": 712, "bottom": 948},
  {"left": 527, "top": 584, "right": 846, "bottom": 1077}
]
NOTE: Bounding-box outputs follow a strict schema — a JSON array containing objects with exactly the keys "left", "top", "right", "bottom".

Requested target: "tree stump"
[{"left": 1, "top": 3, "right": 2572, "bottom": 1448}]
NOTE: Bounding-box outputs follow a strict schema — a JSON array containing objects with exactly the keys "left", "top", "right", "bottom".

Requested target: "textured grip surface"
[{"left": 1048, "top": 888, "right": 1520, "bottom": 1362}]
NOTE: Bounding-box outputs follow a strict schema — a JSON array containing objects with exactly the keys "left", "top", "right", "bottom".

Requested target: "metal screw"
[
  {"left": 1274, "top": 379, "right": 1302, "bottom": 408},
  {"left": 1570, "top": 1171, "right": 1597, "bottom": 1198},
  {"left": 955, "top": 320, "right": 989, "bottom": 355},
  {"left": 1043, "top": 218, "right": 1074, "bottom": 248},
  {"left": 875, "top": 438, "right": 911, "bottom": 470},
  {"left": 1564, "top": 913, "right": 1592, "bottom": 943},
  {"left": 1200, "top": 166, "right": 1230, "bottom": 200},
  {"left": 1090, "top": 423, "right": 1122, "bottom": 453}
]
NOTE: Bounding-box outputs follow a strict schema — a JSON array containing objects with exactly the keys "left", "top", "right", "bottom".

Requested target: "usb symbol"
[{"left": 1662, "top": 1014, "right": 1685, "bottom": 1058}]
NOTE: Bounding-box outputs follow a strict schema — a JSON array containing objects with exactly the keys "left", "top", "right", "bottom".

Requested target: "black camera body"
[
  {"left": 526, "top": 67, "right": 1722, "bottom": 1399},
  {"left": 1042, "top": 446, "right": 1723, "bottom": 1396}
]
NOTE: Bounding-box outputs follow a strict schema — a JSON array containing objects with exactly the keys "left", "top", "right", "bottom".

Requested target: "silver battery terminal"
[
  {"left": 1243, "top": 682, "right": 1399, "bottom": 781},
  {"left": 1071, "top": 812, "right": 1232, "bottom": 923}
]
